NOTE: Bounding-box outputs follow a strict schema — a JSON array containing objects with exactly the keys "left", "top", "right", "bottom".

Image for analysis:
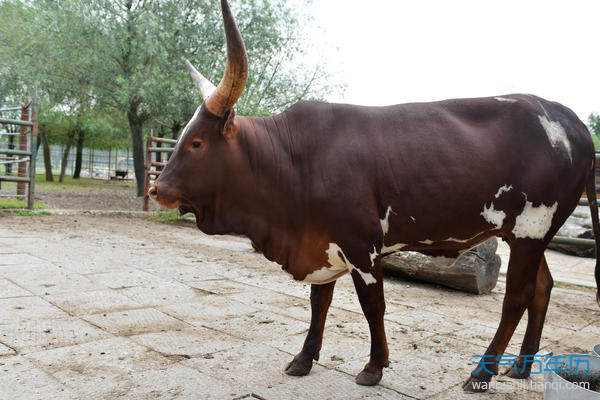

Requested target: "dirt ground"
[
  {"left": 2, "top": 213, "right": 600, "bottom": 399},
  {"left": 33, "top": 179, "right": 158, "bottom": 212}
]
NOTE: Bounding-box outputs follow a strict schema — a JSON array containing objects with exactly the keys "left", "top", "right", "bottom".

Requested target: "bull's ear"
[{"left": 221, "top": 108, "right": 239, "bottom": 141}]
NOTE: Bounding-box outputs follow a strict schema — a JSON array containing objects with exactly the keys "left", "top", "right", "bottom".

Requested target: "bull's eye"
[{"left": 192, "top": 141, "right": 201, "bottom": 148}]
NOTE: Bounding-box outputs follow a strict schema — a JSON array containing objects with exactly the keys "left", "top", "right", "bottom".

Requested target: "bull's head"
[{"left": 148, "top": 0, "right": 249, "bottom": 234}]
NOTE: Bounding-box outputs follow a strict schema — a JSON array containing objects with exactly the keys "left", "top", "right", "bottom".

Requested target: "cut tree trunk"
[{"left": 381, "top": 238, "right": 501, "bottom": 295}]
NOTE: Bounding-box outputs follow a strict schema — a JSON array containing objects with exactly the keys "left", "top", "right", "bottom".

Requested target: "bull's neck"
[{"left": 225, "top": 113, "right": 299, "bottom": 265}]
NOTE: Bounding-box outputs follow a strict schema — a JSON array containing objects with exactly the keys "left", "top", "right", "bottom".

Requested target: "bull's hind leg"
[
  {"left": 463, "top": 241, "right": 545, "bottom": 392},
  {"left": 351, "top": 264, "right": 389, "bottom": 386},
  {"left": 506, "top": 255, "right": 553, "bottom": 378},
  {"left": 285, "top": 280, "right": 336, "bottom": 376}
]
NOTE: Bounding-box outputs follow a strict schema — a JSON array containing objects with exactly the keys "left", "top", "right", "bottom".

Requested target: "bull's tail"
[{"left": 585, "top": 155, "right": 600, "bottom": 304}]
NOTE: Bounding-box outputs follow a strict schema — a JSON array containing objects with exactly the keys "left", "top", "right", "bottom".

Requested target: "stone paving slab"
[
  {"left": 0, "top": 253, "right": 46, "bottom": 266},
  {"left": 82, "top": 308, "right": 189, "bottom": 336},
  {"left": 3, "top": 214, "right": 600, "bottom": 398},
  {"left": 132, "top": 327, "right": 243, "bottom": 357},
  {"left": 0, "top": 278, "right": 32, "bottom": 298},
  {"left": 44, "top": 289, "right": 145, "bottom": 316},
  {"left": 159, "top": 295, "right": 259, "bottom": 324},
  {"left": 0, "top": 356, "right": 76, "bottom": 399},
  {"left": 27, "top": 337, "right": 174, "bottom": 399},
  {"left": 0, "top": 296, "right": 70, "bottom": 325},
  {"left": 0, "top": 317, "right": 110, "bottom": 354}
]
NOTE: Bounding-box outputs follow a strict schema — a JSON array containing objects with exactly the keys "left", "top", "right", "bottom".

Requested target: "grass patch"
[
  {"left": 1, "top": 174, "right": 134, "bottom": 194},
  {"left": 8, "top": 210, "right": 51, "bottom": 216},
  {"left": 34, "top": 175, "right": 135, "bottom": 192},
  {"left": 148, "top": 209, "right": 192, "bottom": 224},
  {"left": 0, "top": 198, "right": 46, "bottom": 209}
]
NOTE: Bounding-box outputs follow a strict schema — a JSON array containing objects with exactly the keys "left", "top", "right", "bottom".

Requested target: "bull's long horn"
[
  {"left": 185, "top": 60, "right": 216, "bottom": 101},
  {"left": 204, "top": 0, "right": 248, "bottom": 116}
]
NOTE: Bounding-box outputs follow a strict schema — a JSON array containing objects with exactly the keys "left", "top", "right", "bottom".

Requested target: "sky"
[{"left": 305, "top": 0, "right": 599, "bottom": 122}]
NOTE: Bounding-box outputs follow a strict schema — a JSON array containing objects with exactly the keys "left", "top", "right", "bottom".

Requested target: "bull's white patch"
[
  {"left": 512, "top": 200, "right": 558, "bottom": 239},
  {"left": 495, "top": 184, "right": 513, "bottom": 199},
  {"left": 538, "top": 115, "right": 572, "bottom": 162},
  {"left": 304, "top": 243, "right": 377, "bottom": 285},
  {"left": 495, "top": 97, "right": 517, "bottom": 103},
  {"left": 177, "top": 106, "right": 203, "bottom": 145},
  {"left": 419, "top": 239, "right": 434, "bottom": 245},
  {"left": 381, "top": 243, "right": 407, "bottom": 253},
  {"left": 481, "top": 203, "right": 506, "bottom": 229},
  {"left": 410, "top": 216, "right": 416, "bottom": 223},
  {"left": 380, "top": 206, "right": 393, "bottom": 235},
  {"left": 369, "top": 246, "right": 378, "bottom": 267},
  {"left": 302, "top": 265, "right": 347, "bottom": 284}
]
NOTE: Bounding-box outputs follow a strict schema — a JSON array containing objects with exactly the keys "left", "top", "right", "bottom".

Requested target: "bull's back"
[{"left": 283, "top": 95, "right": 593, "bottom": 244}]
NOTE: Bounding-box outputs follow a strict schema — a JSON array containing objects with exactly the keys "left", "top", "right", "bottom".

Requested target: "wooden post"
[
  {"left": 27, "top": 97, "right": 38, "bottom": 210},
  {"left": 107, "top": 147, "right": 111, "bottom": 180},
  {"left": 17, "top": 104, "right": 30, "bottom": 196},
  {"left": 142, "top": 131, "right": 153, "bottom": 211}
]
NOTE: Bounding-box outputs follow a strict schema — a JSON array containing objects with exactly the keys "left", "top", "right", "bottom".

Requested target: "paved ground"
[{"left": 1, "top": 214, "right": 600, "bottom": 399}]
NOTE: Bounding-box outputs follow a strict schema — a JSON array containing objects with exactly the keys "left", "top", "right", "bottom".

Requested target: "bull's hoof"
[
  {"left": 284, "top": 352, "right": 313, "bottom": 376},
  {"left": 462, "top": 374, "right": 492, "bottom": 393},
  {"left": 356, "top": 369, "right": 383, "bottom": 386}
]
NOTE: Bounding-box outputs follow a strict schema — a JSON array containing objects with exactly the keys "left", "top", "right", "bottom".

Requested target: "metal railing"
[
  {"left": 0, "top": 100, "right": 38, "bottom": 208},
  {"left": 142, "top": 131, "right": 176, "bottom": 211}
]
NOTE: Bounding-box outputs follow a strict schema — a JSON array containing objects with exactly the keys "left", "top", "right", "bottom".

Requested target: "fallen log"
[{"left": 382, "top": 238, "right": 501, "bottom": 295}]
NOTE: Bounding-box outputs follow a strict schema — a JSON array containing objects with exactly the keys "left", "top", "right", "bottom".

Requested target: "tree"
[{"left": 1, "top": 0, "right": 340, "bottom": 196}]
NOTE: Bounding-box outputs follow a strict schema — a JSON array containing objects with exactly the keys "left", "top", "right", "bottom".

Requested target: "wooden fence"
[
  {"left": 0, "top": 99, "right": 38, "bottom": 209},
  {"left": 142, "top": 133, "right": 176, "bottom": 211}
]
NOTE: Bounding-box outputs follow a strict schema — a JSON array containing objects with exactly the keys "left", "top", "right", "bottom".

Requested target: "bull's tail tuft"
[{"left": 585, "top": 155, "right": 600, "bottom": 305}]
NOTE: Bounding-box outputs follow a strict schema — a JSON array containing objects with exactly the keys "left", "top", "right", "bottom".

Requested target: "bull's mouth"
[{"left": 179, "top": 204, "right": 209, "bottom": 230}]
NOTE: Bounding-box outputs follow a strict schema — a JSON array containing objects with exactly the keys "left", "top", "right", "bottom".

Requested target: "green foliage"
[
  {"left": 7, "top": 210, "right": 52, "bottom": 216},
  {"left": 1, "top": 0, "right": 342, "bottom": 193},
  {"left": 148, "top": 208, "right": 193, "bottom": 224},
  {"left": 34, "top": 175, "right": 134, "bottom": 192},
  {"left": 0, "top": 198, "right": 46, "bottom": 209}
]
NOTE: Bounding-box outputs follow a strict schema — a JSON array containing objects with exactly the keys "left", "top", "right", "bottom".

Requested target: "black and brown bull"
[{"left": 149, "top": 0, "right": 600, "bottom": 391}]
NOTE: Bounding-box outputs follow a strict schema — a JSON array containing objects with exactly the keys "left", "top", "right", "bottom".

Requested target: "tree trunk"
[
  {"left": 39, "top": 131, "right": 53, "bottom": 182},
  {"left": 59, "top": 132, "right": 75, "bottom": 183},
  {"left": 127, "top": 107, "right": 146, "bottom": 197},
  {"left": 73, "top": 130, "right": 85, "bottom": 179}
]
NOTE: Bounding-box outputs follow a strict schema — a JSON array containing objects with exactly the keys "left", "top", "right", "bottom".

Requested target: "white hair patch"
[
  {"left": 495, "top": 184, "right": 513, "bottom": 198},
  {"left": 538, "top": 115, "right": 572, "bottom": 162},
  {"left": 177, "top": 106, "right": 203, "bottom": 145},
  {"left": 512, "top": 200, "right": 558, "bottom": 239},
  {"left": 380, "top": 206, "right": 393, "bottom": 236},
  {"left": 481, "top": 203, "right": 506, "bottom": 229},
  {"left": 495, "top": 97, "right": 517, "bottom": 103},
  {"left": 326, "top": 243, "right": 376, "bottom": 285}
]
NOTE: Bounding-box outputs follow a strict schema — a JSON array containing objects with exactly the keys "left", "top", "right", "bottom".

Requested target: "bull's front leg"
[
  {"left": 285, "top": 280, "right": 336, "bottom": 376},
  {"left": 351, "top": 262, "right": 389, "bottom": 386}
]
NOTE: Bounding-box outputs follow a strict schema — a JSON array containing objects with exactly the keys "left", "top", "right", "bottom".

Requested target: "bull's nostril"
[{"left": 148, "top": 185, "right": 158, "bottom": 199}]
